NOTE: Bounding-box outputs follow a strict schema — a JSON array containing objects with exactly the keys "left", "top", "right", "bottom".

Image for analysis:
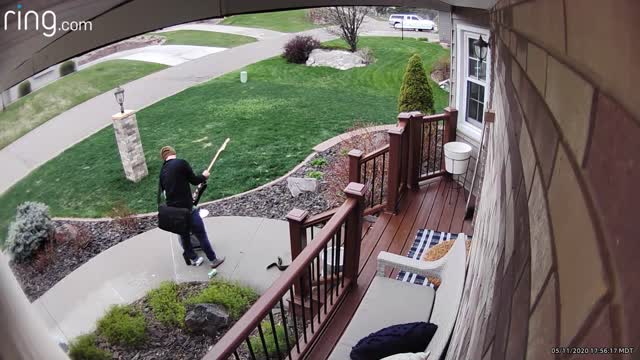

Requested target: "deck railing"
[
  {"left": 348, "top": 108, "right": 458, "bottom": 214},
  {"left": 204, "top": 183, "right": 365, "bottom": 360}
]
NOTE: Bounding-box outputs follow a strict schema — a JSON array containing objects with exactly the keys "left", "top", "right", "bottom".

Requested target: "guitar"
[{"left": 192, "top": 138, "right": 230, "bottom": 206}]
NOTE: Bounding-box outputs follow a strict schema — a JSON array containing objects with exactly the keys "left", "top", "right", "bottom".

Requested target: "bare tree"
[{"left": 325, "top": 7, "right": 369, "bottom": 52}]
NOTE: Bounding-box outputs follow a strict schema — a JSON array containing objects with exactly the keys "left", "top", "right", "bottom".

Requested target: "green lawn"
[
  {"left": 0, "top": 37, "right": 449, "bottom": 244},
  {"left": 154, "top": 30, "right": 256, "bottom": 47},
  {"left": 220, "top": 9, "right": 318, "bottom": 33},
  {"left": 0, "top": 60, "right": 168, "bottom": 150}
]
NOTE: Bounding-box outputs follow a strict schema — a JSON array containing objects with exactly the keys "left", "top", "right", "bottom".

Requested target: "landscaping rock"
[
  {"left": 286, "top": 177, "right": 319, "bottom": 197},
  {"left": 185, "top": 304, "right": 230, "bottom": 336},
  {"left": 53, "top": 223, "right": 79, "bottom": 243},
  {"left": 306, "top": 49, "right": 367, "bottom": 70}
]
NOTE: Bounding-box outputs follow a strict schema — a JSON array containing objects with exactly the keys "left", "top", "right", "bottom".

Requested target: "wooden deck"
[{"left": 307, "top": 176, "right": 474, "bottom": 358}]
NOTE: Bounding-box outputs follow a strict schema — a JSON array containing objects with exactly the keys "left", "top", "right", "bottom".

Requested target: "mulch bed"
[
  {"left": 94, "top": 282, "right": 217, "bottom": 360},
  {"left": 10, "top": 147, "right": 339, "bottom": 302}
]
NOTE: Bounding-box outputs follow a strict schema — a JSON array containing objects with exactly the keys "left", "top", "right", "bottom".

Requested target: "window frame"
[{"left": 455, "top": 24, "right": 491, "bottom": 141}]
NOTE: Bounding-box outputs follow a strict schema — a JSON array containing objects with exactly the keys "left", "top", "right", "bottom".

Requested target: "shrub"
[
  {"left": 32, "top": 241, "right": 58, "bottom": 273},
  {"left": 356, "top": 47, "right": 376, "bottom": 64},
  {"left": 147, "top": 281, "right": 186, "bottom": 327},
  {"left": 186, "top": 279, "right": 258, "bottom": 319},
  {"left": 432, "top": 55, "right": 451, "bottom": 81},
  {"left": 68, "top": 334, "right": 111, "bottom": 360},
  {"left": 18, "top": 81, "right": 31, "bottom": 97},
  {"left": 108, "top": 201, "right": 137, "bottom": 231},
  {"left": 310, "top": 157, "right": 328, "bottom": 168},
  {"left": 6, "top": 202, "right": 53, "bottom": 262},
  {"left": 398, "top": 54, "right": 434, "bottom": 114},
  {"left": 249, "top": 321, "right": 291, "bottom": 358},
  {"left": 59, "top": 60, "right": 77, "bottom": 77},
  {"left": 283, "top": 36, "right": 320, "bottom": 64},
  {"left": 306, "top": 170, "right": 323, "bottom": 180},
  {"left": 97, "top": 305, "right": 146, "bottom": 347}
]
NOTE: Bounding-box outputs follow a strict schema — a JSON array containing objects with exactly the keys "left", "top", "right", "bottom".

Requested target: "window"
[
  {"left": 411, "top": 16, "right": 419, "bottom": 20},
  {"left": 455, "top": 25, "right": 490, "bottom": 138}
]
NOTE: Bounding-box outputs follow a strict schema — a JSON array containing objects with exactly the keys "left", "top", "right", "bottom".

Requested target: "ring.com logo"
[{"left": 3, "top": 3, "right": 93, "bottom": 38}]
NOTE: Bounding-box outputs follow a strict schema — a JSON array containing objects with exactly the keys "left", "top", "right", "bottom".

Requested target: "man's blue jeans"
[{"left": 180, "top": 209, "right": 217, "bottom": 262}]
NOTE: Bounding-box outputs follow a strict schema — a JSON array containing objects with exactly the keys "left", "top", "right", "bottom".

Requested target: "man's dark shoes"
[{"left": 210, "top": 257, "right": 225, "bottom": 269}]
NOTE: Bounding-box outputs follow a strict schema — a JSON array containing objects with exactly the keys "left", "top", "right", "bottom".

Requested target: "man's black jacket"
[{"left": 159, "top": 159, "right": 206, "bottom": 209}]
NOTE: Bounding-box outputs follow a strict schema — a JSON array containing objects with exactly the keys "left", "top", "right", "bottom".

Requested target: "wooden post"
[
  {"left": 443, "top": 107, "right": 458, "bottom": 144},
  {"left": 406, "top": 112, "right": 423, "bottom": 189},
  {"left": 348, "top": 149, "right": 363, "bottom": 183},
  {"left": 286, "top": 209, "right": 309, "bottom": 297},
  {"left": 386, "top": 127, "right": 404, "bottom": 213},
  {"left": 443, "top": 107, "right": 459, "bottom": 175},
  {"left": 343, "top": 182, "right": 366, "bottom": 286},
  {"left": 286, "top": 209, "right": 309, "bottom": 261}
]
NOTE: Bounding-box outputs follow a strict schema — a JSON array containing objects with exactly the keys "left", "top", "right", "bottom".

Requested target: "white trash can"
[
  {"left": 240, "top": 71, "right": 248, "bottom": 83},
  {"left": 443, "top": 142, "right": 473, "bottom": 175}
]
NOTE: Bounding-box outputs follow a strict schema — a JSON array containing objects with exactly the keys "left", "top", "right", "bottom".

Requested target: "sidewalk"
[
  {"left": 0, "top": 27, "right": 335, "bottom": 195},
  {"left": 33, "top": 216, "right": 291, "bottom": 346}
]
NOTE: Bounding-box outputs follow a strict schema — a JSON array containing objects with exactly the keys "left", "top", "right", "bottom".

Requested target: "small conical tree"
[{"left": 398, "top": 54, "right": 435, "bottom": 114}]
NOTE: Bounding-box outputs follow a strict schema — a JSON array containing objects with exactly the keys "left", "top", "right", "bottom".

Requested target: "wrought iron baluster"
[
  {"left": 245, "top": 337, "right": 257, "bottom": 360},
  {"left": 420, "top": 121, "right": 425, "bottom": 175},
  {"left": 371, "top": 158, "right": 376, "bottom": 207},
  {"left": 323, "top": 244, "right": 328, "bottom": 314},
  {"left": 380, "top": 152, "right": 386, "bottom": 205},
  {"left": 307, "top": 265, "right": 314, "bottom": 334},
  {"left": 257, "top": 322, "right": 269, "bottom": 359},
  {"left": 288, "top": 287, "right": 301, "bottom": 354},
  {"left": 278, "top": 298, "right": 293, "bottom": 359},
  {"left": 330, "top": 232, "right": 336, "bottom": 305},
  {"left": 268, "top": 311, "right": 283, "bottom": 360},
  {"left": 298, "top": 276, "right": 308, "bottom": 343},
  {"left": 315, "top": 255, "right": 321, "bottom": 322},
  {"left": 427, "top": 121, "right": 434, "bottom": 174},
  {"left": 233, "top": 351, "right": 240, "bottom": 360}
]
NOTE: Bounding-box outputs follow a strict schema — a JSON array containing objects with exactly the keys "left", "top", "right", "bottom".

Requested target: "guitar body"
[{"left": 192, "top": 182, "right": 208, "bottom": 206}]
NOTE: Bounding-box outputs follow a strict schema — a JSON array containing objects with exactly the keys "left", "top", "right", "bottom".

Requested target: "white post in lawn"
[{"left": 111, "top": 110, "right": 148, "bottom": 182}]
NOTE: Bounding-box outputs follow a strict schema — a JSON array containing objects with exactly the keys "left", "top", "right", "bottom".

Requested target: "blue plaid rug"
[{"left": 396, "top": 230, "right": 459, "bottom": 287}]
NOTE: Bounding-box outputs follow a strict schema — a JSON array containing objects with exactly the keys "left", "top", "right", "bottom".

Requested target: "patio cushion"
[
  {"left": 350, "top": 322, "right": 437, "bottom": 360},
  {"left": 328, "top": 276, "right": 436, "bottom": 360}
]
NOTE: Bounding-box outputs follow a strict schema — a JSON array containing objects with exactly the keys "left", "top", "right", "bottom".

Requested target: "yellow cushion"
[{"left": 421, "top": 239, "right": 471, "bottom": 287}]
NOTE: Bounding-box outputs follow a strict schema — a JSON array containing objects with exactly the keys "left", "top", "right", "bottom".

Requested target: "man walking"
[{"left": 159, "top": 146, "right": 225, "bottom": 268}]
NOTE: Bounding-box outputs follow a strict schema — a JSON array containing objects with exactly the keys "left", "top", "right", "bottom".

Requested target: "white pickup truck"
[{"left": 388, "top": 14, "right": 436, "bottom": 31}]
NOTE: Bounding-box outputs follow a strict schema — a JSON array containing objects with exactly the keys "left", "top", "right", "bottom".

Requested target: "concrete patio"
[{"left": 31, "top": 216, "right": 291, "bottom": 346}]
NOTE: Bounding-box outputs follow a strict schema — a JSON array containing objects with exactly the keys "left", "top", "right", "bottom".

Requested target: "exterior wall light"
[
  {"left": 114, "top": 86, "right": 125, "bottom": 114},
  {"left": 473, "top": 35, "right": 489, "bottom": 62}
]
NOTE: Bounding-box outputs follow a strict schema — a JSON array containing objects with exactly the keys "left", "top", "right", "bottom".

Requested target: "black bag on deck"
[{"left": 157, "top": 179, "right": 191, "bottom": 236}]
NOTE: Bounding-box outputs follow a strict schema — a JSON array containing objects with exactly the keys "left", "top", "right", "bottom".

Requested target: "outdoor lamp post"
[
  {"left": 473, "top": 35, "right": 489, "bottom": 61},
  {"left": 114, "top": 86, "right": 125, "bottom": 114}
]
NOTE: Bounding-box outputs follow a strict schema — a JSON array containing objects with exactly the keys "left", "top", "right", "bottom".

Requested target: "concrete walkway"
[
  {"left": 33, "top": 216, "right": 291, "bottom": 345},
  {"left": 0, "top": 28, "right": 335, "bottom": 194},
  {"left": 78, "top": 45, "right": 227, "bottom": 69}
]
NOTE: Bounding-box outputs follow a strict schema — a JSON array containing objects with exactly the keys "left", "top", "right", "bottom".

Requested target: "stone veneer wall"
[{"left": 446, "top": 1, "right": 638, "bottom": 359}]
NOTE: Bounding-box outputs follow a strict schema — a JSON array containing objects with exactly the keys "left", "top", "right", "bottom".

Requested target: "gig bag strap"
[{"left": 157, "top": 162, "right": 166, "bottom": 206}]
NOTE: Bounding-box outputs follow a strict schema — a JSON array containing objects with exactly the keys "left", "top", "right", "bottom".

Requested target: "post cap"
[
  {"left": 387, "top": 126, "right": 404, "bottom": 135},
  {"left": 348, "top": 149, "right": 364, "bottom": 157},
  {"left": 112, "top": 109, "right": 136, "bottom": 120},
  {"left": 286, "top": 208, "right": 309, "bottom": 222},
  {"left": 344, "top": 182, "right": 366, "bottom": 198}
]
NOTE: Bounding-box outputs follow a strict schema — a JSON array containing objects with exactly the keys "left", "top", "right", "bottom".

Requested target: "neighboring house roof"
[{"left": 0, "top": 0, "right": 495, "bottom": 91}]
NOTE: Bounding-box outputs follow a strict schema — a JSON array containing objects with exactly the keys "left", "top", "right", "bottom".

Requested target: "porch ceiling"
[{"left": 0, "top": 0, "right": 495, "bottom": 91}]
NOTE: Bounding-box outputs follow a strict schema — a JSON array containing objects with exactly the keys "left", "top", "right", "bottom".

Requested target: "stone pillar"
[{"left": 111, "top": 110, "right": 148, "bottom": 182}]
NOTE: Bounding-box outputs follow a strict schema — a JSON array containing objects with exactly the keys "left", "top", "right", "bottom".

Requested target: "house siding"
[
  {"left": 446, "top": 1, "right": 639, "bottom": 359},
  {"left": 449, "top": 8, "right": 490, "bottom": 199}
]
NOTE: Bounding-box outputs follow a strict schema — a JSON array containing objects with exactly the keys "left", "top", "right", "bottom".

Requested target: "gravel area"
[{"left": 9, "top": 147, "right": 340, "bottom": 302}]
